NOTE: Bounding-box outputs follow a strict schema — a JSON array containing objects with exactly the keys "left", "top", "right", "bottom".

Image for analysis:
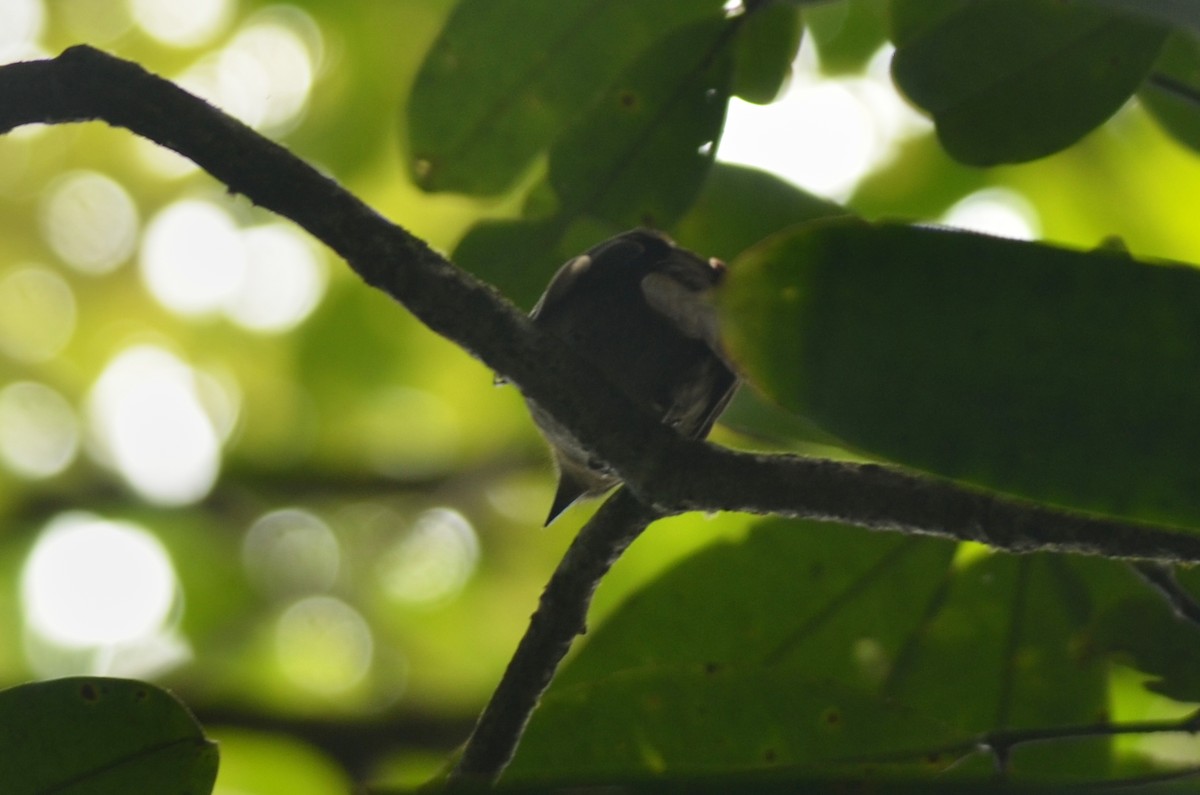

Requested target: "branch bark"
[
  {"left": 451, "top": 489, "right": 661, "bottom": 784},
  {"left": 2, "top": 46, "right": 1197, "bottom": 565}
]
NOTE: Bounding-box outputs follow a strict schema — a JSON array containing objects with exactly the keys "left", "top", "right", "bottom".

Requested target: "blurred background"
[{"left": 3, "top": 0, "right": 1200, "bottom": 791}]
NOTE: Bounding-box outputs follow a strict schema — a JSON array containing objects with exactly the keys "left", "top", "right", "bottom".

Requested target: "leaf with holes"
[
  {"left": 0, "top": 677, "right": 217, "bottom": 795},
  {"left": 452, "top": 19, "right": 738, "bottom": 307},
  {"left": 407, "top": 0, "right": 727, "bottom": 194},
  {"left": 507, "top": 519, "right": 1145, "bottom": 782},
  {"left": 548, "top": 15, "right": 734, "bottom": 230}
]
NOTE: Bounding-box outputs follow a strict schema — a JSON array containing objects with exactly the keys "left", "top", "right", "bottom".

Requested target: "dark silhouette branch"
[
  {"left": 979, "top": 708, "right": 1200, "bottom": 780},
  {"left": 10, "top": 44, "right": 1200, "bottom": 788},
  {"left": 863, "top": 708, "right": 1200, "bottom": 782},
  {"left": 3, "top": 46, "right": 1199, "bottom": 566},
  {"left": 450, "top": 488, "right": 661, "bottom": 784}
]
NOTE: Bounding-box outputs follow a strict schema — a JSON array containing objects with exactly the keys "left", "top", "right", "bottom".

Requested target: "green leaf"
[
  {"left": 720, "top": 218, "right": 1200, "bottom": 529},
  {"left": 407, "top": 0, "right": 726, "bottom": 194},
  {"left": 1094, "top": 595, "right": 1200, "bottom": 703},
  {"left": 509, "top": 520, "right": 962, "bottom": 779},
  {"left": 508, "top": 519, "right": 1122, "bottom": 781},
  {"left": 1139, "top": 32, "right": 1200, "bottom": 154},
  {"left": 890, "top": 0, "right": 1167, "bottom": 165},
  {"left": 672, "top": 163, "right": 849, "bottom": 447},
  {"left": 0, "top": 677, "right": 218, "bottom": 795},
  {"left": 1084, "top": 0, "right": 1200, "bottom": 34},
  {"left": 731, "top": 3, "right": 802, "bottom": 104},
  {"left": 674, "top": 162, "right": 847, "bottom": 263},
  {"left": 450, "top": 215, "right": 569, "bottom": 309},
  {"left": 803, "top": 0, "right": 890, "bottom": 76},
  {"left": 452, "top": 18, "right": 740, "bottom": 307},
  {"left": 885, "top": 553, "right": 1111, "bottom": 778},
  {"left": 548, "top": 16, "right": 734, "bottom": 230}
]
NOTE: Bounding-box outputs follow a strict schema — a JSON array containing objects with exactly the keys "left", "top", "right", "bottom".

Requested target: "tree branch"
[
  {"left": 3, "top": 46, "right": 1198, "bottom": 565},
  {"left": 450, "top": 488, "right": 661, "bottom": 784}
]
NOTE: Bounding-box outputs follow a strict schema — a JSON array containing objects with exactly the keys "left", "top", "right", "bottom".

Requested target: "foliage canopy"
[{"left": 4, "top": 0, "right": 1200, "bottom": 791}]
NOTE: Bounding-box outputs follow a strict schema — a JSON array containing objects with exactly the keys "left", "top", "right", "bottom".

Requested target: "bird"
[{"left": 524, "top": 228, "right": 740, "bottom": 525}]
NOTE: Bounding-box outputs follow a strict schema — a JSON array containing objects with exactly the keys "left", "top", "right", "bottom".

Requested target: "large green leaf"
[
  {"left": 803, "top": 0, "right": 890, "bottom": 76},
  {"left": 890, "top": 0, "right": 1167, "bottom": 165},
  {"left": 1094, "top": 595, "right": 1200, "bottom": 703},
  {"left": 1084, "top": 0, "right": 1200, "bottom": 34},
  {"left": 884, "top": 553, "right": 1114, "bottom": 778},
  {"left": 673, "top": 164, "right": 848, "bottom": 447},
  {"left": 0, "top": 677, "right": 217, "bottom": 795},
  {"left": 1139, "top": 32, "right": 1200, "bottom": 155},
  {"left": 730, "top": 2, "right": 802, "bottom": 104},
  {"left": 407, "top": 0, "right": 726, "bottom": 194},
  {"left": 507, "top": 519, "right": 1132, "bottom": 782},
  {"left": 548, "top": 15, "right": 733, "bottom": 229},
  {"left": 451, "top": 16, "right": 739, "bottom": 307},
  {"left": 719, "top": 218, "right": 1200, "bottom": 529},
  {"left": 673, "top": 162, "right": 846, "bottom": 263}
]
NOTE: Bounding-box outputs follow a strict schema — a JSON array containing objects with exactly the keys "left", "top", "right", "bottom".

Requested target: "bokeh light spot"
[
  {"left": 180, "top": 5, "right": 321, "bottom": 133},
  {"left": 378, "top": 508, "right": 479, "bottom": 608},
  {"left": 60, "top": 0, "right": 133, "bottom": 44},
  {"left": 721, "top": 83, "right": 874, "bottom": 199},
  {"left": 275, "top": 596, "right": 373, "bottom": 696},
  {"left": 0, "top": 265, "right": 76, "bottom": 362},
  {"left": 129, "top": 0, "right": 233, "bottom": 48},
  {"left": 718, "top": 43, "right": 930, "bottom": 200},
  {"left": 0, "top": 381, "right": 79, "bottom": 478},
  {"left": 140, "top": 198, "right": 246, "bottom": 316},
  {"left": 940, "top": 188, "right": 1041, "bottom": 241},
  {"left": 243, "top": 508, "right": 340, "bottom": 596},
  {"left": 362, "top": 388, "right": 463, "bottom": 478},
  {"left": 21, "top": 512, "right": 178, "bottom": 647},
  {"left": 228, "top": 223, "right": 326, "bottom": 332},
  {"left": 40, "top": 171, "right": 140, "bottom": 275},
  {"left": 87, "top": 345, "right": 221, "bottom": 505},
  {"left": 0, "top": 0, "right": 45, "bottom": 63}
]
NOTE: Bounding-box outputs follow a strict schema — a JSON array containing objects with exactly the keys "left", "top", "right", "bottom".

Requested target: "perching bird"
[{"left": 525, "top": 229, "right": 740, "bottom": 525}]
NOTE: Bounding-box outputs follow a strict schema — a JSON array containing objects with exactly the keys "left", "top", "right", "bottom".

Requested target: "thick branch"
[{"left": 3, "top": 46, "right": 1200, "bottom": 565}]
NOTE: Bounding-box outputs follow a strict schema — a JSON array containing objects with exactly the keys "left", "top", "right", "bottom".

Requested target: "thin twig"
[
  {"left": 856, "top": 708, "right": 1200, "bottom": 775},
  {"left": 450, "top": 488, "right": 662, "bottom": 784}
]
